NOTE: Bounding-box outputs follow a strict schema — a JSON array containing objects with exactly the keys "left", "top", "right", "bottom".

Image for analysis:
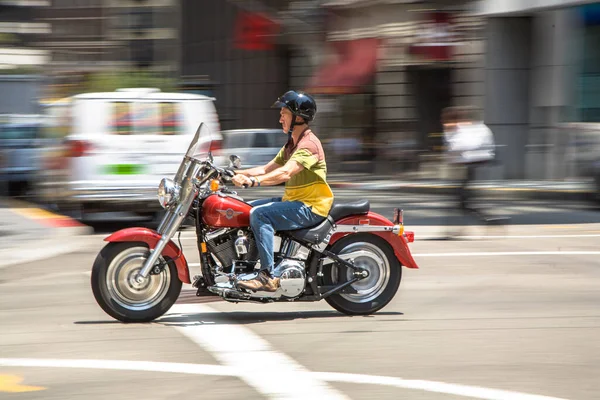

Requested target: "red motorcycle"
[{"left": 91, "top": 123, "right": 418, "bottom": 322}]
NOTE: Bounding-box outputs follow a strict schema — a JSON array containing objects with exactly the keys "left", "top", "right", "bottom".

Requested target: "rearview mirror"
[{"left": 229, "top": 155, "right": 241, "bottom": 169}]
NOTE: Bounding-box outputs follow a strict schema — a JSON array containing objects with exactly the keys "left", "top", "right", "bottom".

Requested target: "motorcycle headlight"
[{"left": 158, "top": 178, "right": 179, "bottom": 208}]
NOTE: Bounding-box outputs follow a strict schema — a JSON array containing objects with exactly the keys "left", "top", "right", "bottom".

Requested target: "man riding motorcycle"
[{"left": 231, "top": 90, "right": 334, "bottom": 292}]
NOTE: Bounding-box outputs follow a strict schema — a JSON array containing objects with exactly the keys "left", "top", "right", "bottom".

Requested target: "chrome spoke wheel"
[
  {"left": 105, "top": 246, "right": 171, "bottom": 311},
  {"left": 333, "top": 242, "right": 390, "bottom": 304}
]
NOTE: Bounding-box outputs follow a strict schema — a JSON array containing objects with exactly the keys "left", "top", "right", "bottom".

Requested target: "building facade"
[
  {"left": 36, "top": 0, "right": 179, "bottom": 99},
  {"left": 180, "top": 0, "right": 290, "bottom": 131},
  {"left": 478, "top": 0, "right": 600, "bottom": 180},
  {"left": 0, "top": 0, "right": 50, "bottom": 71},
  {"left": 284, "top": 0, "right": 485, "bottom": 173}
]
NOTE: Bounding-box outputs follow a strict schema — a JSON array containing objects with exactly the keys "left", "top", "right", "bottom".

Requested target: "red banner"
[{"left": 234, "top": 12, "right": 280, "bottom": 51}]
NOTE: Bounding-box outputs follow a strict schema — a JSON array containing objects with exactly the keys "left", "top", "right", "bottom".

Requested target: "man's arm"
[
  {"left": 254, "top": 160, "right": 303, "bottom": 186},
  {"left": 235, "top": 160, "right": 281, "bottom": 177},
  {"left": 232, "top": 159, "right": 303, "bottom": 188}
]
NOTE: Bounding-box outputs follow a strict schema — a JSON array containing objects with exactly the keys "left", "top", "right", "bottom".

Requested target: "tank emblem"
[{"left": 216, "top": 208, "right": 243, "bottom": 220}]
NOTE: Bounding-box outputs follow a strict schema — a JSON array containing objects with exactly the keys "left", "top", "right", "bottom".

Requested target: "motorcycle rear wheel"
[
  {"left": 323, "top": 233, "right": 402, "bottom": 315},
  {"left": 91, "top": 242, "right": 182, "bottom": 323}
]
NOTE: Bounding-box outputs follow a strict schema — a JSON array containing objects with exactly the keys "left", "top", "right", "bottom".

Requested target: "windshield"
[
  {"left": 174, "top": 122, "right": 215, "bottom": 183},
  {"left": 185, "top": 122, "right": 215, "bottom": 161}
]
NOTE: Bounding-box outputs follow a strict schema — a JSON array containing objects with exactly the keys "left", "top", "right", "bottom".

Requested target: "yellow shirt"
[{"left": 273, "top": 130, "right": 334, "bottom": 217}]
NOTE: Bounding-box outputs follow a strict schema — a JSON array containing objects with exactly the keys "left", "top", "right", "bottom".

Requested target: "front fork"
[{"left": 135, "top": 189, "right": 199, "bottom": 283}]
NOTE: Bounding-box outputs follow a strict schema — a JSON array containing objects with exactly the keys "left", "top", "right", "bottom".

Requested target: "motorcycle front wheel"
[
  {"left": 91, "top": 242, "right": 182, "bottom": 323},
  {"left": 323, "top": 233, "right": 402, "bottom": 315}
]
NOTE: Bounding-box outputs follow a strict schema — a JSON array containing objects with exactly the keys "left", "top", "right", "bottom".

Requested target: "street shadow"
[
  {"left": 155, "top": 310, "right": 404, "bottom": 327},
  {"left": 74, "top": 320, "right": 124, "bottom": 325}
]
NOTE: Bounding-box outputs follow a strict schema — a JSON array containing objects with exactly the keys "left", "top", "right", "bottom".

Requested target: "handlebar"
[{"left": 204, "top": 161, "right": 247, "bottom": 188}]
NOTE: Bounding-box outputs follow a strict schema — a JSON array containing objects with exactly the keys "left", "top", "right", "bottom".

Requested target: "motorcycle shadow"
[{"left": 156, "top": 310, "right": 404, "bottom": 326}]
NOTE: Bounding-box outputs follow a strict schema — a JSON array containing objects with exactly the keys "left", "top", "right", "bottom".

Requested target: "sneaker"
[{"left": 236, "top": 270, "right": 280, "bottom": 292}]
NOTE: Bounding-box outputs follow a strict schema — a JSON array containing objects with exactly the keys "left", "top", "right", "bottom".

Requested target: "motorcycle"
[{"left": 91, "top": 123, "right": 419, "bottom": 323}]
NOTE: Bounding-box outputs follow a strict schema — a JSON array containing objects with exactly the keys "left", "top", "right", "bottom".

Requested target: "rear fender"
[
  {"left": 330, "top": 212, "right": 419, "bottom": 269},
  {"left": 104, "top": 227, "right": 190, "bottom": 283}
]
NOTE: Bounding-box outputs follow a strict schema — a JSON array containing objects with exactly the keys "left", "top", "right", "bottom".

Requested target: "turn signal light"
[{"left": 210, "top": 179, "right": 220, "bottom": 191}]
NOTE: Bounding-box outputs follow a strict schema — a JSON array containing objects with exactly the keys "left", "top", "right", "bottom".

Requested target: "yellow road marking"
[
  {"left": 1, "top": 199, "right": 69, "bottom": 221},
  {"left": 0, "top": 374, "right": 46, "bottom": 393},
  {"left": 11, "top": 207, "right": 69, "bottom": 220}
]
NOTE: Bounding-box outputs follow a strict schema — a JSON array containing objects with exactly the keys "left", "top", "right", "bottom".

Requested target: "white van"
[{"left": 38, "top": 88, "right": 222, "bottom": 218}]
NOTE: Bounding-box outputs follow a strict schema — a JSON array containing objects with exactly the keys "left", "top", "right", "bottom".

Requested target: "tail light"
[
  {"left": 67, "top": 140, "right": 92, "bottom": 157},
  {"left": 210, "top": 139, "right": 222, "bottom": 154},
  {"left": 404, "top": 231, "right": 415, "bottom": 243}
]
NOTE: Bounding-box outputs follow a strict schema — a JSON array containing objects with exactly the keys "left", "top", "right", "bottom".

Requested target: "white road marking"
[
  {"left": 167, "top": 303, "right": 348, "bottom": 400},
  {"left": 0, "top": 358, "right": 567, "bottom": 400},
  {"left": 414, "top": 251, "right": 600, "bottom": 257},
  {"left": 420, "top": 234, "right": 600, "bottom": 240}
]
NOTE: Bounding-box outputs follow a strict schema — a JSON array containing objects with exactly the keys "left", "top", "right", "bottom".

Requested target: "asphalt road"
[
  {"left": 81, "top": 187, "right": 600, "bottom": 234},
  {"left": 1, "top": 190, "right": 600, "bottom": 399}
]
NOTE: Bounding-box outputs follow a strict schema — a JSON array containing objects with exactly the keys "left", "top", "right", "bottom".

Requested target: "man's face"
[
  {"left": 279, "top": 107, "right": 293, "bottom": 133},
  {"left": 443, "top": 122, "right": 457, "bottom": 132}
]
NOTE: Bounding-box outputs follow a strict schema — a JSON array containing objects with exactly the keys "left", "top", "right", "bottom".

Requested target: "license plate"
[{"left": 104, "top": 164, "right": 147, "bottom": 175}]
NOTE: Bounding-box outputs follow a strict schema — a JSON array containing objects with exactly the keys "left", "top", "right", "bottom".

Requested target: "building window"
[
  {"left": 579, "top": 4, "right": 600, "bottom": 122},
  {"left": 130, "top": 39, "right": 153, "bottom": 67}
]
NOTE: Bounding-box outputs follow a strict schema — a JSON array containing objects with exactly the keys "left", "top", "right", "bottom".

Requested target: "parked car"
[
  {"left": 221, "top": 128, "right": 287, "bottom": 169},
  {"left": 36, "top": 88, "right": 223, "bottom": 219},
  {"left": 0, "top": 114, "right": 47, "bottom": 196}
]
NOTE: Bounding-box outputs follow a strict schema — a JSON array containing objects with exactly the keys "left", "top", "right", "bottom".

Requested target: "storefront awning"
[{"left": 307, "top": 38, "right": 380, "bottom": 95}]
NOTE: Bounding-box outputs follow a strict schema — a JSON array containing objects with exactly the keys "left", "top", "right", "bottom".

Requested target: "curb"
[
  {"left": 0, "top": 199, "right": 94, "bottom": 268},
  {"left": 328, "top": 181, "right": 596, "bottom": 201}
]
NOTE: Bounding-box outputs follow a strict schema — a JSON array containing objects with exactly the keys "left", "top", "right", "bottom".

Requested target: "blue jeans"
[{"left": 249, "top": 197, "right": 324, "bottom": 272}]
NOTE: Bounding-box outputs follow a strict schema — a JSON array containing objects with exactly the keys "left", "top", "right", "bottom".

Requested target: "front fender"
[
  {"left": 330, "top": 212, "right": 419, "bottom": 269},
  {"left": 104, "top": 227, "right": 191, "bottom": 283}
]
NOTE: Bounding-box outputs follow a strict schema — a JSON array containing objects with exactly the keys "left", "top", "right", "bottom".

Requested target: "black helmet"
[{"left": 272, "top": 90, "right": 317, "bottom": 122}]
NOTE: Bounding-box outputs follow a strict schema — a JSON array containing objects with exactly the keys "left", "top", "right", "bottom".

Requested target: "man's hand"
[{"left": 232, "top": 174, "right": 252, "bottom": 188}]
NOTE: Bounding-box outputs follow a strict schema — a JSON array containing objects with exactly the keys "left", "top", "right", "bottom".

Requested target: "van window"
[
  {"left": 160, "top": 102, "right": 185, "bottom": 135},
  {"left": 111, "top": 101, "right": 185, "bottom": 135},
  {"left": 135, "top": 102, "right": 160, "bottom": 135},
  {"left": 112, "top": 102, "right": 133, "bottom": 135}
]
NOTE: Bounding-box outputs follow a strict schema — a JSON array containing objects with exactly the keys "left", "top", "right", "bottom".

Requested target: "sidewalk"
[
  {"left": 327, "top": 173, "right": 597, "bottom": 201},
  {"left": 0, "top": 198, "right": 93, "bottom": 268}
]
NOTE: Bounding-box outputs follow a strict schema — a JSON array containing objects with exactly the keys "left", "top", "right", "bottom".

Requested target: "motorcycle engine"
[
  {"left": 206, "top": 229, "right": 259, "bottom": 270},
  {"left": 273, "top": 259, "right": 306, "bottom": 298}
]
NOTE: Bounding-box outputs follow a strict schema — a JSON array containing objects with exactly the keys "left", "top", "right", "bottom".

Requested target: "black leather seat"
[
  {"left": 286, "top": 217, "right": 334, "bottom": 244},
  {"left": 285, "top": 200, "right": 370, "bottom": 244},
  {"left": 329, "top": 199, "right": 370, "bottom": 221}
]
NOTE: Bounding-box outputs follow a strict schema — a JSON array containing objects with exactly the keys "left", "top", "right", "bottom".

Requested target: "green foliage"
[
  {"left": 83, "top": 70, "right": 177, "bottom": 93},
  {"left": 0, "top": 66, "right": 42, "bottom": 75}
]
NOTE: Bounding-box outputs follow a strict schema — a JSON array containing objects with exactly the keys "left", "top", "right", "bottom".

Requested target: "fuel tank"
[{"left": 202, "top": 194, "right": 251, "bottom": 228}]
